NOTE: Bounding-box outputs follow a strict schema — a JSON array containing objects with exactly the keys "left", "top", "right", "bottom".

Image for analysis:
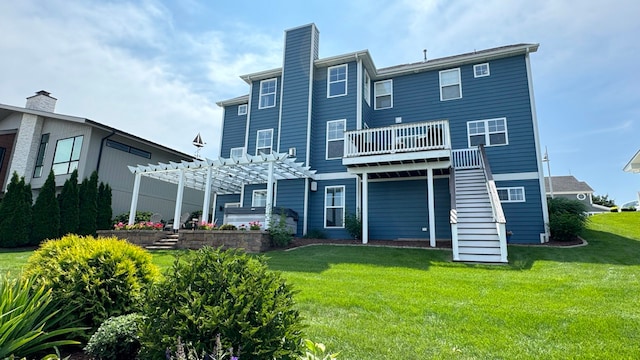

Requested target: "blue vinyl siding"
[
  {"left": 275, "top": 179, "right": 306, "bottom": 235},
  {"left": 496, "top": 179, "right": 545, "bottom": 243},
  {"left": 220, "top": 105, "right": 247, "bottom": 157},
  {"left": 215, "top": 194, "right": 240, "bottom": 226},
  {"left": 310, "top": 62, "right": 358, "bottom": 173},
  {"left": 248, "top": 76, "right": 281, "bottom": 155},
  {"left": 308, "top": 179, "right": 357, "bottom": 239},
  {"left": 368, "top": 178, "right": 450, "bottom": 240},
  {"left": 279, "top": 25, "right": 314, "bottom": 163},
  {"left": 369, "top": 56, "right": 537, "bottom": 174}
]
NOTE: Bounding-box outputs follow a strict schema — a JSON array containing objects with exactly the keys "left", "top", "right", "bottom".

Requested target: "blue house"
[{"left": 129, "top": 23, "right": 549, "bottom": 263}]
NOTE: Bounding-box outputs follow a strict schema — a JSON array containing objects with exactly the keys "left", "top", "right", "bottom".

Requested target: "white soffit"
[{"left": 128, "top": 152, "right": 316, "bottom": 194}]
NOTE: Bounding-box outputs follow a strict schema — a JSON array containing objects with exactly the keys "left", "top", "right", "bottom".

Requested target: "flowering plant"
[
  {"left": 238, "top": 224, "right": 247, "bottom": 231},
  {"left": 249, "top": 221, "right": 262, "bottom": 230},
  {"left": 198, "top": 221, "right": 217, "bottom": 230},
  {"left": 114, "top": 221, "right": 163, "bottom": 230}
]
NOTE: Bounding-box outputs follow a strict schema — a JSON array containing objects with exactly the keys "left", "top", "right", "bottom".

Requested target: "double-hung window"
[
  {"left": 324, "top": 186, "right": 345, "bottom": 228},
  {"left": 33, "top": 133, "right": 50, "bottom": 178},
  {"left": 52, "top": 135, "right": 83, "bottom": 175},
  {"left": 467, "top": 118, "right": 508, "bottom": 147},
  {"left": 327, "top": 64, "right": 347, "bottom": 97},
  {"left": 259, "top": 78, "right": 277, "bottom": 109},
  {"left": 474, "top": 63, "right": 490, "bottom": 78},
  {"left": 374, "top": 79, "right": 393, "bottom": 110},
  {"left": 363, "top": 70, "right": 371, "bottom": 105},
  {"left": 252, "top": 190, "right": 268, "bottom": 207},
  {"left": 238, "top": 104, "right": 247, "bottom": 115},
  {"left": 439, "top": 68, "right": 462, "bottom": 100},
  {"left": 256, "top": 129, "right": 273, "bottom": 155},
  {"left": 497, "top": 187, "right": 525, "bottom": 202},
  {"left": 326, "top": 119, "right": 346, "bottom": 160}
]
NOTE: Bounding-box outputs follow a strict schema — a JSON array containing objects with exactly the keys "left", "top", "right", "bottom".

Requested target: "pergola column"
[
  {"left": 427, "top": 167, "right": 436, "bottom": 247},
  {"left": 172, "top": 169, "right": 186, "bottom": 231},
  {"left": 265, "top": 161, "right": 275, "bottom": 228},
  {"left": 201, "top": 167, "right": 213, "bottom": 225},
  {"left": 128, "top": 172, "right": 142, "bottom": 225},
  {"left": 362, "top": 172, "right": 369, "bottom": 244}
]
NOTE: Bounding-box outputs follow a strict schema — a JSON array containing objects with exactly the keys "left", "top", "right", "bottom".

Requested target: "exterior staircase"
[
  {"left": 450, "top": 146, "right": 508, "bottom": 263},
  {"left": 453, "top": 168, "right": 504, "bottom": 262},
  {"left": 145, "top": 233, "right": 179, "bottom": 250}
]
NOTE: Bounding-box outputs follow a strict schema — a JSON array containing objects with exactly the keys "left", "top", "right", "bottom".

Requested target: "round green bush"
[
  {"left": 85, "top": 313, "right": 144, "bottom": 360},
  {"left": 218, "top": 224, "right": 237, "bottom": 230},
  {"left": 547, "top": 197, "right": 589, "bottom": 241},
  {"left": 139, "top": 247, "right": 303, "bottom": 359},
  {"left": 24, "top": 235, "right": 161, "bottom": 337}
]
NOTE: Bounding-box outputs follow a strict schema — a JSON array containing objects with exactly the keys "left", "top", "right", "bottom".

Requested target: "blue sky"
[{"left": 0, "top": 0, "right": 638, "bottom": 204}]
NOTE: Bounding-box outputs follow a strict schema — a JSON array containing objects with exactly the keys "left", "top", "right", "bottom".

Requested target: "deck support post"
[
  {"left": 172, "top": 169, "right": 186, "bottom": 231},
  {"left": 428, "top": 167, "right": 436, "bottom": 247},
  {"left": 362, "top": 172, "right": 369, "bottom": 244},
  {"left": 128, "top": 172, "right": 142, "bottom": 225}
]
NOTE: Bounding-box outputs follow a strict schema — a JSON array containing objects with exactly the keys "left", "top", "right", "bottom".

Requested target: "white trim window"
[
  {"left": 474, "top": 63, "right": 490, "bottom": 78},
  {"left": 52, "top": 135, "right": 83, "bottom": 175},
  {"left": 327, "top": 64, "right": 348, "bottom": 97},
  {"left": 324, "top": 186, "right": 345, "bottom": 228},
  {"left": 439, "top": 68, "right": 462, "bottom": 100},
  {"left": 326, "top": 119, "right": 346, "bottom": 160},
  {"left": 238, "top": 104, "right": 247, "bottom": 115},
  {"left": 497, "top": 187, "right": 525, "bottom": 202},
  {"left": 230, "top": 147, "right": 245, "bottom": 158},
  {"left": 252, "top": 189, "right": 268, "bottom": 207},
  {"left": 467, "top": 118, "right": 508, "bottom": 147},
  {"left": 259, "top": 78, "right": 277, "bottom": 109},
  {"left": 363, "top": 69, "right": 371, "bottom": 105},
  {"left": 256, "top": 129, "right": 273, "bottom": 155},
  {"left": 374, "top": 79, "right": 393, "bottom": 110}
]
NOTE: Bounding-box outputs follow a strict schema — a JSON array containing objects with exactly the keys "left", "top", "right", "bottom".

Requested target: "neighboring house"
[
  {"left": 0, "top": 91, "right": 202, "bottom": 220},
  {"left": 623, "top": 149, "right": 640, "bottom": 209},
  {"left": 544, "top": 175, "right": 610, "bottom": 213},
  {"left": 129, "top": 24, "right": 549, "bottom": 262}
]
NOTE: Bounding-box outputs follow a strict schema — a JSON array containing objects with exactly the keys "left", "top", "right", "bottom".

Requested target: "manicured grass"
[
  {"left": 264, "top": 212, "right": 640, "bottom": 359},
  {"left": 1, "top": 212, "right": 639, "bottom": 358}
]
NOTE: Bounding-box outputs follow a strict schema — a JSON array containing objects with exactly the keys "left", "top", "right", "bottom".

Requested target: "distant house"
[
  {"left": 544, "top": 175, "right": 610, "bottom": 213},
  {"left": 0, "top": 91, "right": 202, "bottom": 220},
  {"left": 623, "top": 149, "right": 640, "bottom": 208}
]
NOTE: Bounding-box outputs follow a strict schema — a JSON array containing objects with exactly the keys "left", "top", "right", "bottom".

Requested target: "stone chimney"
[{"left": 25, "top": 90, "right": 57, "bottom": 112}]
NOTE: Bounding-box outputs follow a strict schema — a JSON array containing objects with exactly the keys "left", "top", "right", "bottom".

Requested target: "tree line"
[{"left": 0, "top": 169, "right": 112, "bottom": 248}]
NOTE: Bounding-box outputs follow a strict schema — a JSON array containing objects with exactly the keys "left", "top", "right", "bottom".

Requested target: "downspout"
[{"left": 96, "top": 130, "right": 116, "bottom": 172}]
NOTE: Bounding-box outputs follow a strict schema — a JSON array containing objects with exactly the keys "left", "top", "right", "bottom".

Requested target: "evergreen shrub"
[
  {"left": 31, "top": 170, "right": 60, "bottom": 244},
  {"left": 78, "top": 171, "right": 99, "bottom": 236},
  {"left": 548, "top": 197, "right": 589, "bottom": 241},
  {"left": 58, "top": 169, "right": 80, "bottom": 236},
  {"left": 139, "top": 247, "right": 303, "bottom": 359},
  {"left": 85, "top": 313, "right": 144, "bottom": 360},
  {"left": 24, "top": 235, "right": 160, "bottom": 338},
  {"left": 0, "top": 172, "right": 33, "bottom": 247},
  {"left": 96, "top": 182, "right": 113, "bottom": 230}
]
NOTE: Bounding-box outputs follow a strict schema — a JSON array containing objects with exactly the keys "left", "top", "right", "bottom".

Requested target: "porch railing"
[{"left": 344, "top": 120, "right": 450, "bottom": 158}]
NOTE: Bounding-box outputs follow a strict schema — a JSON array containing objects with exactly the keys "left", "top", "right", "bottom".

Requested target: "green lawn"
[{"left": 2, "top": 212, "right": 639, "bottom": 358}]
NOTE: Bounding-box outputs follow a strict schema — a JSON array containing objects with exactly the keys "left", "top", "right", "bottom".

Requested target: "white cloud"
[{"left": 0, "top": 0, "right": 285, "bottom": 159}]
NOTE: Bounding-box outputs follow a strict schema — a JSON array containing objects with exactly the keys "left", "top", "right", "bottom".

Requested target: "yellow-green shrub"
[{"left": 24, "top": 235, "right": 160, "bottom": 337}]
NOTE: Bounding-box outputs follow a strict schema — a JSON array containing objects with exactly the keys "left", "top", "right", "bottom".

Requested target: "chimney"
[{"left": 25, "top": 90, "right": 57, "bottom": 112}]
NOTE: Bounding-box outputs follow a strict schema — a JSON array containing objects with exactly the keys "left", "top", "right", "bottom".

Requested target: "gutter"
[{"left": 96, "top": 130, "right": 116, "bottom": 172}]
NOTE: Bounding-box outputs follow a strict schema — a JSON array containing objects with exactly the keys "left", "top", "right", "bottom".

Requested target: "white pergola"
[{"left": 127, "top": 152, "right": 316, "bottom": 230}]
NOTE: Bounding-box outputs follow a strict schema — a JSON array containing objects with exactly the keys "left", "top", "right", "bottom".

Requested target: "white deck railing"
[
  {"left": 451, "top": 148, "right": 482, "bottom": 169},
  {"left": 344, "top": 120, "right": 450, "bottom": 158}
]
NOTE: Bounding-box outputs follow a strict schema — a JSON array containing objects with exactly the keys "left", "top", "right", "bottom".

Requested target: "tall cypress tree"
[
  {"left": 0, "top": 173, "right": 31, "bottom": 247},
  {"left": 59, "top": 169, "right": 79, "bottom": 236},
  {"left": 78, "top": 171, "right": 98, "bottom": 235},
  {"left": 97, "top": 182, "right": 113, "bottom": 230},
  {"left": 31, "top": 170, "right": 60, "bottom": 244}
]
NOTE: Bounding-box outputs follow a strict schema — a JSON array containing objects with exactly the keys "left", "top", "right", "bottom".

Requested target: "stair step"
[
  {"left": 457, "top": 240, "right": 501, "bottom": 248},
  {"left": 457, "top": 217, "right": 495, "bottom": 223},
  {"left": 458, "top": 228, "right": 499, "bottom": 236},
  {"left": 145, "top": 245, "right": 177, "bottom": 250},
  {"left": 458, "top": 233, "right": 500, "bottom": 241},
  {"left": 156, "top": 239, "right": 178, "bottom": 244},
  {"left": 457, "top": 253, "right": 506, "bottom": 263}
]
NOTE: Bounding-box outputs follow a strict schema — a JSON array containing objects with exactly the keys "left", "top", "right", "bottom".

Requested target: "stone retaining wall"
[
  {"left": 178, "top": 230, "right": 271, "bottom": 253},
  {"left": 96, "top": 230, "right": 167, "bottom": 246},
  {"left": 97, "top": 230, "right": 272, "bottom": 253}
]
